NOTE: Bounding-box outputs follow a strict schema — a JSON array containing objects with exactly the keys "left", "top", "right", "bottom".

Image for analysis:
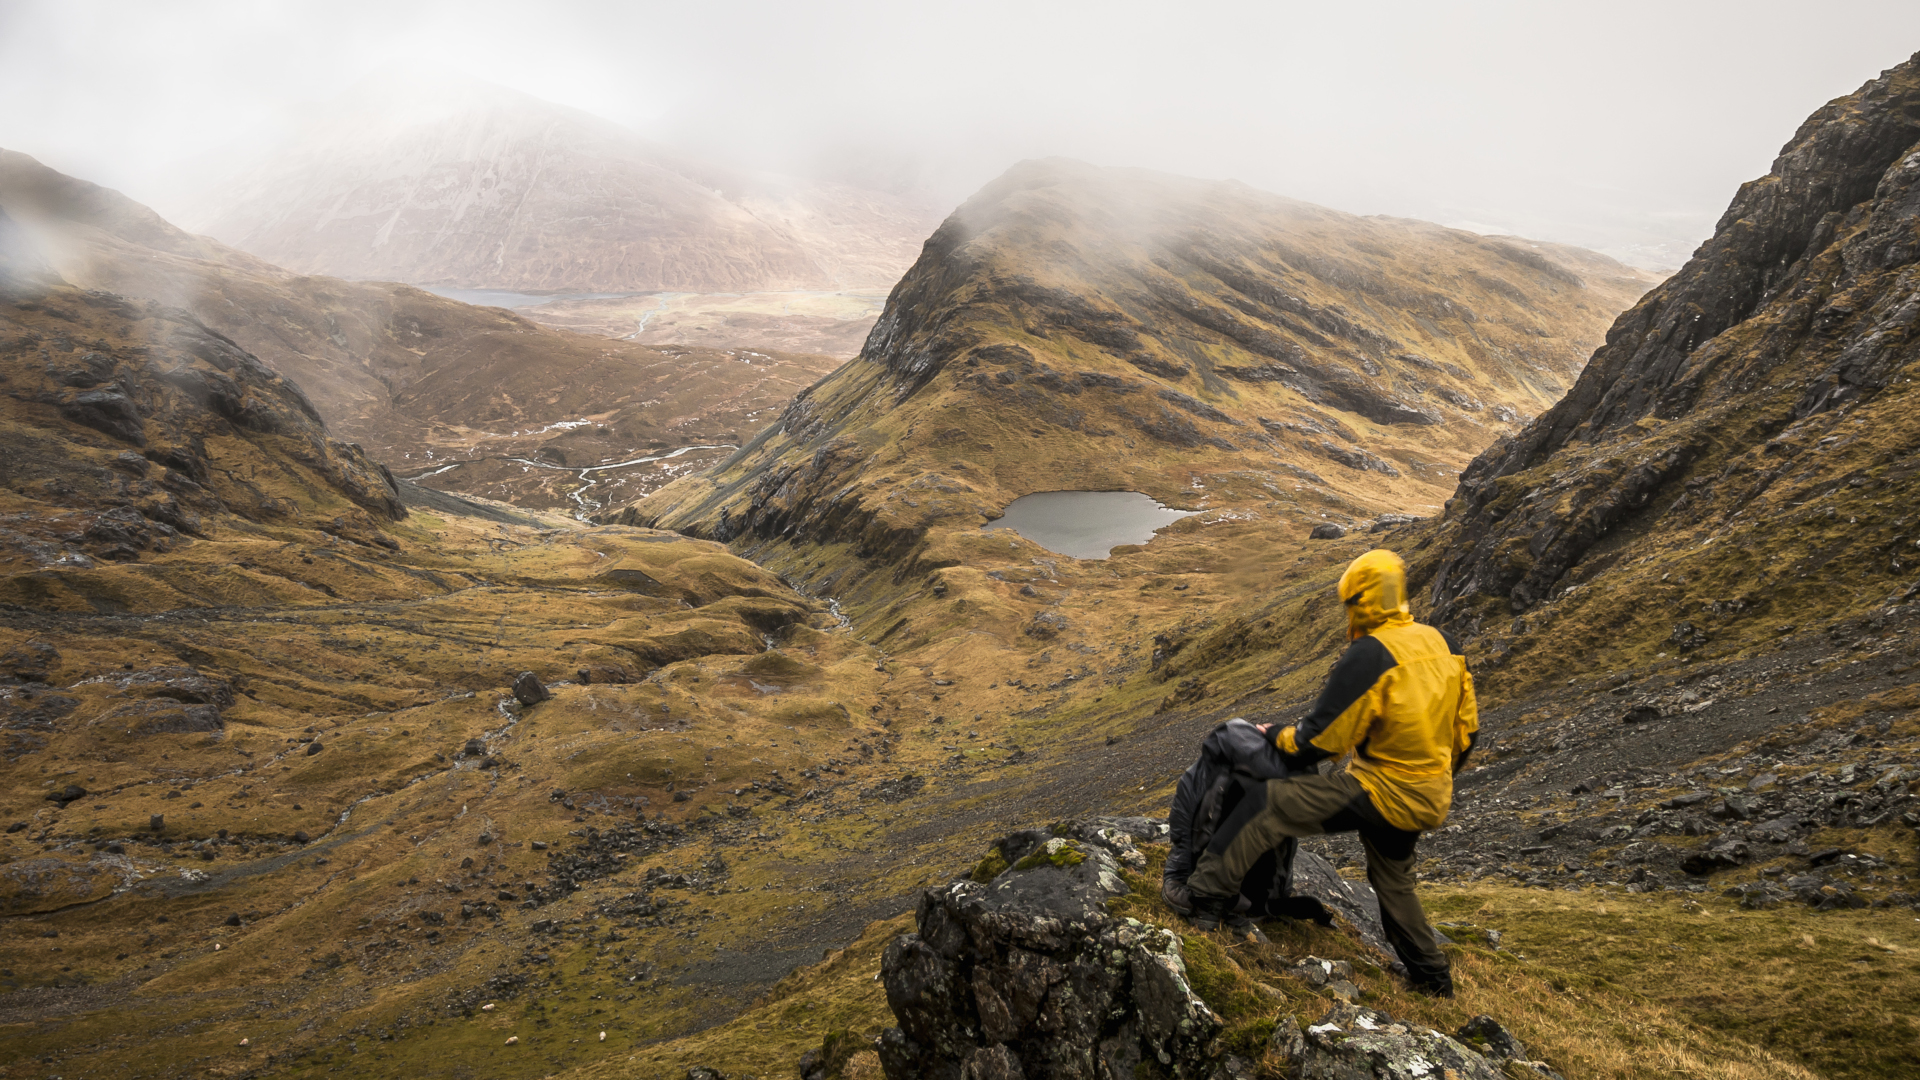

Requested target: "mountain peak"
[
  {"left": 626, "top": 159, "right": 1656, "bottom": 566},
  {"left": 182, "top": 81, "right": 944, "bottom": 292}
]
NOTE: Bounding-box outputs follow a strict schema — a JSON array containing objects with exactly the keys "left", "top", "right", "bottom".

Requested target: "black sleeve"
[
  {"left": 1454, "top": 729, "right": 1478, "bottom": 773},
  {"left": 1282, "top": 636, "right": 1396, "bottom": 767}
]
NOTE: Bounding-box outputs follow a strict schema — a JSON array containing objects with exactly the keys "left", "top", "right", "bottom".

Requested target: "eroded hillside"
[
  {"left": 626, "top": 159, "right": 1655, "bottom": 553},
  {"left": 0, "top": 149, "right": 843, "bottom": 513}
]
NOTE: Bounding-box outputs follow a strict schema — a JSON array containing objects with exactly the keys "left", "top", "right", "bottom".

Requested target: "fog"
[{"left": 4, "top": 0, "right": 1918, "bottom": 269}]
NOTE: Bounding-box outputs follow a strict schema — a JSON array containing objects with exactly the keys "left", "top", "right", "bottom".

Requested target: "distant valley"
[{"left": 0, "top": 149, "right": 843, "bottom": 513}]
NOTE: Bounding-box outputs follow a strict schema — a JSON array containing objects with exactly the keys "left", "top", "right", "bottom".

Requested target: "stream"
[{"left": 506, "top": 443, "right": 738, "bottom": 521}]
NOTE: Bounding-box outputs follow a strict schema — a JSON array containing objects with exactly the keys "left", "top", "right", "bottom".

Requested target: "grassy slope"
[
  {"left": 628, "top": 160, "right": 1658, "bottom": 556},
  {"left": 569, "top": 836, "right": 1916, "bottom": 1080}
]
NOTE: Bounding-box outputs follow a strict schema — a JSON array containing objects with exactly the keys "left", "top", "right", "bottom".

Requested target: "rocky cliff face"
[
  {"left": 182, "top": 78, "right": 942, "bottom": 293},
  {"left": 1419, "top": 52, "right": 1920, "bottom": 676},
  {"left": 627, "top": 159, "right": 1655, "bottom": 566},
  {"left": 1, "top": 266, "right": 406, "bottom": 573}
]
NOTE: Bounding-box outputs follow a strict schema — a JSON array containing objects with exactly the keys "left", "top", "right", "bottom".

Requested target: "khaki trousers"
[{"left": 1186, "top": 770, "right": 1451, "bottom": 989}]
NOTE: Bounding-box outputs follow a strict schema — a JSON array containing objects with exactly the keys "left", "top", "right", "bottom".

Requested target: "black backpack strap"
[{"left": 1204, "top": 773, "right": 1270, "bottom": 856}]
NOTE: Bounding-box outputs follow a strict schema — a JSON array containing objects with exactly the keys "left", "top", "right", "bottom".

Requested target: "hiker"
[
  {"left": 1162, "top": 717, "right": 1302, "bottom": 924},
  {"left": 1183, "top": 548, "right": 1478, "bottom": 997}
]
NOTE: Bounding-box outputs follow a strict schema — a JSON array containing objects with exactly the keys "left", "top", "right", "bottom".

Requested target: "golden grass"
[{"left": 1108, "top": 848, "right": 1837, "bottom": 1080}]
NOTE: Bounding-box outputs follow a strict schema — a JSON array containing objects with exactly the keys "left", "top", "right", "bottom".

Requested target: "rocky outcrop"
[
  {"left": 876, "top": 818, "right": 1420, "bottom": 1080},
  {"left": 1428, "top": 52, "right": 1920, "bottom": 621},
  {"left": 878, "top": 819, "right": 1233, "bottom": 1080},
  {"left": 1268, "top": 1004, "right": 1555, "bottom": 1080},
  {"left": 512, "top": 671, "right": 552, "bottom": 706},
  {"left": 0, "top": 278, "right": 406, "bottom": 543}
]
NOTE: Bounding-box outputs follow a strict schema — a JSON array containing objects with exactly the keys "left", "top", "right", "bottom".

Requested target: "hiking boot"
[
  {"left": 1408, "top": 973, "right": 1455, "bottom": 998},
  {"left": 1188, "top": 894, "right": 1267, "bottom": 941},
  {"left": 1160, "top": 877, "right": 1193, "bottom": 916},
  {"left": 1186, "top": 891, "right": 1234, "bottom": 931}
]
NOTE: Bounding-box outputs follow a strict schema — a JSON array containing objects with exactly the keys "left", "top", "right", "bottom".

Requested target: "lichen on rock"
[{"left": 878, "top": 822, "right": 1229, "bottom": 1079}]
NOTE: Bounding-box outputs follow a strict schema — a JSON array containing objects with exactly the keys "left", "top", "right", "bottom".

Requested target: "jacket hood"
[{"left": 1338, "top": 548, "right": 1411, "bottom": 639}]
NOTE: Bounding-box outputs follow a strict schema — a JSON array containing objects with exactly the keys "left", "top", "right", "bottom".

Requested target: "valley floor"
[{"left": 2, "top": 498, "right": 1917, "bottom": 1080}]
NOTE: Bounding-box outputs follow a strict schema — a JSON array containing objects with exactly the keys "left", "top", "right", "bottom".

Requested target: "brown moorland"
[{"left": 18, "top": 53, "right": 1920, "bottom": 1079}]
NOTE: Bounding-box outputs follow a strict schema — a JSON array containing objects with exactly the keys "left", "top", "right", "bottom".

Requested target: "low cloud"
[{"left": 3, "top": 0, "right": 1918, "bottom": 269}]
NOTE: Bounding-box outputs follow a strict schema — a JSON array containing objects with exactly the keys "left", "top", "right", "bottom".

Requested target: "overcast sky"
[{"left": 3, "top": 0, "right": 1917, "bottom": 268}]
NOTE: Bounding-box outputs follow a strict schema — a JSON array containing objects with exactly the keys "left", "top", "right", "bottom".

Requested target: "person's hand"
[{"left": 1255, "top": 723, "right": 1273, "bottom": 735}]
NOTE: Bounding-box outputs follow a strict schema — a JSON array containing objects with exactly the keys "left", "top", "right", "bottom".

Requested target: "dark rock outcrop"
[
  {"left": 1, "top": 281, "right": 407, "bottom": 541},
  {"left": 877, "top": 819, "right": 1415, "bottom": 1080},
  {"left": 1269, "top": 1004, "right": 1512, "bottom": 1079},
  {"left": 1456, "top": 1014, "right": 1531, "bottom": 1064},
  {"left": 512, "top": 671, "right": 551, "bottom": 705},
  {"left": 1428, "top": 53, "right": 1920, "bottom": 620},
  {"left": 1282, "top": 849, "right": 1398, "bottom": 966},
  {"left": 878, "top": 824, "right": 1229, "bottom": 1080}
]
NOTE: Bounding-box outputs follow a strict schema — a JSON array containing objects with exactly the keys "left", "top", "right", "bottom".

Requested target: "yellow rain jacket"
[{"left": 1274, "top": 549, "right": 1478, "bottom": 831}]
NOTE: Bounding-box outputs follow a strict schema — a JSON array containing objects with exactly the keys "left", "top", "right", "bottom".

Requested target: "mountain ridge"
[
  {"left": 0, "top": 148, "right": 845, "bottom": 511},
  {"left": 623, "top": 158, "right": 1658, "bottom": 568},
  {"left": 1417, "top": 50, "right": 1920, "bottom": 672}
]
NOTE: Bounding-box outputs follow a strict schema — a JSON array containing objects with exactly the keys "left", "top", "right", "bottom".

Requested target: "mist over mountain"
[
  {"left": 627, "top": 158, "right": 1657, "bottom": 558},
  {"left": 0, "top": 148, "right": 846, "bottom": 511},
  {"left": 179, "top": 77, "right": 944, "bottom": 293}
]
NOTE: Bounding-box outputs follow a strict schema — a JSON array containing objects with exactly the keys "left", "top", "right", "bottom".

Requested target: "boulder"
[
  {"left": 512, "top": 671, "right": 551, "bottom": 705},
  {"left": 1680, "top": 840, "right": 1750, "bottom": 876},
  {"left": 1455, "top": 1014, "right": 1529, "bottom": 1062},
  {"left": 876, "top": 820, "right": 1541, "bottom": 1079},
  {"left": 1270, "top": 1004, "right": 1503, "bottom": 1079},
  {"left": 1283, "top": 955, "right": 1354, "bottom": 989},
  {"left": 878, "top": 826, "right": 1230, "bottom": 1080},
  {"left": 1025, "top": 612, "right": 1071, "bottom": 640},
  {"left": 1309, "top": 523, "right": 1346, "bottom": 540},
  {"left": 1367, "top": 514, "right": 1425, "bottom": 533}
]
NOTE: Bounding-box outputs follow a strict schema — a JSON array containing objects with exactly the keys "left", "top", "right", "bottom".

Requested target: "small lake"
[
  {"left": 420, "top": 287, "right": 638, "bottom": 309},
  {"left": 983, "top": 491, "right": 1197, "bottom": 559}
]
